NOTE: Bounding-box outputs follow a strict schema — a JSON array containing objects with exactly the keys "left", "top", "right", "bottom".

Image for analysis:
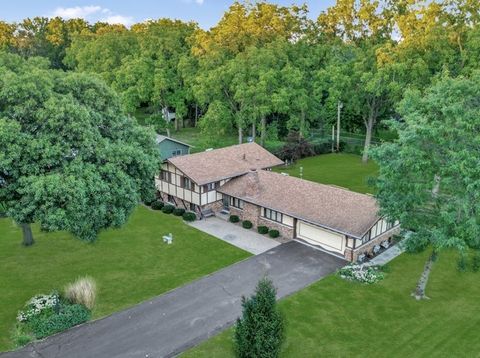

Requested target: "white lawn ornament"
[
  {"left": 381, "top": 240, "right": 390, "bottom": 249},
  {"left": 357, "top": 254, "right": 366, "bottom": 263},
  {"left": 373, "top": 245, "right": 381, "bottom": 255},
  {"left": 163, "top": 233, "right": 173, "bottom": 244}
]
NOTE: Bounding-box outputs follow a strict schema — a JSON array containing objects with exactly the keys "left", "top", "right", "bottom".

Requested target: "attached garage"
[{"left": 296, "top": 221, "right": 346, "bottom": 254}]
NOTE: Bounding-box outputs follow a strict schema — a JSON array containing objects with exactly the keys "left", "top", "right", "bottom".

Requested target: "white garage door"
[{"left": 297, "top": 221, "right": 345, "bottom": 254}]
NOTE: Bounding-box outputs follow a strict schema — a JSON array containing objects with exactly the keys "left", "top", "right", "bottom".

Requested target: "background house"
[{"left": 156, "top": 134, "right": 191, "bottom": 162}]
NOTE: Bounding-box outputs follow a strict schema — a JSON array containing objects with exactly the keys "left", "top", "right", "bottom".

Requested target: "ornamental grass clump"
[
  {"left": 64, "top": 276, "right": 97, "bottom": 310},
  {"left": 338, "top": 264, "right": 384, "bottom": 284}
]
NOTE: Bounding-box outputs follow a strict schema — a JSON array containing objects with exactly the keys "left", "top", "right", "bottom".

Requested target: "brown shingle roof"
[
  {"left": 218, "top": 170, "right": 379, "bottom": 238},
  {"left": 167, "top": 142, "right": 284, "bottom": 185}
]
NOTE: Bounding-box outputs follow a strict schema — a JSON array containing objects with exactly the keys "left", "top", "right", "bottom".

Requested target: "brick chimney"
[{"left": 245, "top": 168, "right": 260, "bottom": 198}]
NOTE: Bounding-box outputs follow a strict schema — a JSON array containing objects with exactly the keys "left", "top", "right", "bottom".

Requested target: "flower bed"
[{"left": 337, "top": 264, "right": 384, "bottom": 284}]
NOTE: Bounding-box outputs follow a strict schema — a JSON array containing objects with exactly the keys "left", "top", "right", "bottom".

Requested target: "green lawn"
[
  {"left": 0, "top": 206, "right": 250, "bottom": 351},
  {"left": 274, "top": 153, "right": 378, "bottom": 194},
  {"left": 184, "top": 250, "right": 480, "bottom": 357}
]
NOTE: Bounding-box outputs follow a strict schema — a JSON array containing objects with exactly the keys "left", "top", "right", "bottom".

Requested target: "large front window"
[
  {"left": 230, "top": 197, "right": 244, "bottom": 209},
  {"left": 262, "top": 208, "right": 283, "bottom": 223},
  {"left": 160, "top": 170, "right": 171, "bottom": 183}
]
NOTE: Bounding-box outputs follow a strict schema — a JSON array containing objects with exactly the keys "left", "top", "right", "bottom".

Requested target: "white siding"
[{"left": 282, "top": 215, "right": 294, "bottom": 227}]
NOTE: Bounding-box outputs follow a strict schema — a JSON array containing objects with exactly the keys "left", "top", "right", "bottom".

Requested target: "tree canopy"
[{"left": 0, "top": 52, "right": 159, "bottom": 245}]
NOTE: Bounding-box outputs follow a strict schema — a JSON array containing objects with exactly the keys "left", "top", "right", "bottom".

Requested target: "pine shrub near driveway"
[{"left": 234, "top": 278, "right": 284, "bottom": 358}]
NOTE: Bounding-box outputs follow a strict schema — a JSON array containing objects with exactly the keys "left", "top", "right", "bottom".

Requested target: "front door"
[{"left": 222, "top": 195, "right": 230, "bottom": 211}]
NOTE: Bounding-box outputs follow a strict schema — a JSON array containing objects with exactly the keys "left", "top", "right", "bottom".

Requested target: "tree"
[
  {"left": 371, "top": 73, "right": 480, "bottom": 299},
  {"left": 0, "top": 52, "right": 159, "bottom": 246},
  {"left": 234, "top": 277, "right": 284, "bottom": 358}
]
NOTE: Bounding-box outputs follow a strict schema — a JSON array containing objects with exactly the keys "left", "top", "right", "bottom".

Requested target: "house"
[
  {"left": 156, "top": 134, "right": 191, "bottom": 162},
  {"left": 155, "top": 142, "right": 399, "bottom": 261}
]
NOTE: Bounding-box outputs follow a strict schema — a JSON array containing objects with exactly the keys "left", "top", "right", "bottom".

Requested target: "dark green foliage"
[
  {"left": 229, "top": 215, "right": 240, "bottom": 223},
  {"left": 0, "top": 52, "right": 159, "bottom": 244},
  {"left": 275, "top": 131, "right": 314, "bottom": 162},
  {"left": 0, "top": 202, "right": 6, "bottom": 218},
  {"left": 234, "top": 278, "right": 284, "bottom": 358},
  {"left": 457, "top": 255, "right": 468, "bottom": 273},
  {"left": 269, "top": 230, "right": 280, "bottom": 238},
  {"left": 162, "top": 204, "right": 175, "bottom": 214},
  {"left": 242, "top": 220, "right": 253, "bottom": 229},
  {"left": 182, "top": 211, "right": 197, "bottom": 222},
  {"left": 173, "top": 208, "right": 186, "bottom": 216},
  {"left": 472, "top": 252, "right": 480, "bottom": 272},
  {"left": 143, "top": 198, "right": 155, "bottom": 206},
  {"left": 26, "top": 303, "right": 90, "bottom": 339},
  {"left": 257, "top": 226, "right": 269, "bottom": 234},
  {"left": 151, "top": 200, "right": 164, "bottom": 210}
]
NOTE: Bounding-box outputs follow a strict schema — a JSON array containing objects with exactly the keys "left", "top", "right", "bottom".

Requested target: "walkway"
[
  {"left": 3, "top": 242, "right": 345, "bottom": 358},
  {"left": 189, "top": 217, "right": 280, "bottom": 254},
  {"left": 367, "top": 244, "right": 404, "bottom": 266}
]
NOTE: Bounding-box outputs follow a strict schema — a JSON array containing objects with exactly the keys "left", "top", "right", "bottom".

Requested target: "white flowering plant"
[
  {"left": 17, "top": 292, "right": 60, "bottom": 322},
  {"left": 338, "top": 264, "right": 384, "bottom": 284}
]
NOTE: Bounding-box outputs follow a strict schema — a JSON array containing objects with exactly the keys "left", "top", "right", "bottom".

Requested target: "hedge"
[
  {"left": 151, "top": 200, "right": 164, "bottom": 210},
  {"left": 182, "top": 211, "right": 196, "bottom": 222},
  {"left": 27, "top": 303, "right": 90, "bottom": 339},
  {"left": 268, "top": 229, "right": 280, "bottom": 238},
  {"left": 173, "top": 208, "right": 186, "bottom": 216},
  {"left": 242, "top": 220, "right": 253, "bottom": 229},
  {"left": 162, "top": 204, "right": 175, "bottom": 214},
  {"left": 229, "top": 215, "right": 240, "bottom": 223},
  {"left": 257, "top": 226, "right": 269, "bottom": 234}
]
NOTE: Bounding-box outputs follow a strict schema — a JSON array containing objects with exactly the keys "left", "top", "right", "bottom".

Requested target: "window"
[
  {"left": 160, "top": 170, "right": 171, "bottom": 183},
  {"left": 171, "top": 149, "right": 182, "bottom": 157},
  {"left": 167, "top": 195, "right": 175, "bottom": 203},
  {"left": 190, "top": 203, "right": 197, "bottom": 211},
  {"left": 203, "top": 182, "right": 219, "bottom": 192},
  {"left": 262, "top": 208, "right": 283, "bottom": 223},
  {"left": 230, "top": 197, "right": 244, "bottom": 209},
  {"left": 182, "top": 176, "right": 192, "bottom": 190}
]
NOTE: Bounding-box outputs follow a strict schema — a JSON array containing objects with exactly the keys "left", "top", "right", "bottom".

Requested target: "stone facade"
[
  {"left": 228, "top": 202, "right": 294, "bottom": 239},
  {"left": 344, "top": 227, "right": 401, "bottom": 262}
]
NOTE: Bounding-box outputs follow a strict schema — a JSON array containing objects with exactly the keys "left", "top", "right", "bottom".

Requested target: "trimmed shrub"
[
  {"left": 162, "top": 204, "right": 175, "bottom": 214},
  {"left": 173, "top": 208, "right": 186, "bottom": 216},
  {"left": 234, "top": 278, "right": 284, "bottom": 357},
  {"left": 27, "top": 302, "right": 90, "bottom": 339},
  {"left": 242, "top": 220, "right": 253, "bottom": 229},
  {"left": 257, "top": 225, "right": 269, "bottom": 234},
  {"left": 64, "top": 277, "right": 97, "bottom": 310},
  {"left": 151, "top": 200, "right": 164, "bottom": 210},
  {"left": 229, "top": 215, "right": 240, "bottom": 223},
  {"left": 182, "top": 211, "right": 196, "bottom": 222},
  {"left": 269, "top": 229, "right": 280, "bottom": 238}
]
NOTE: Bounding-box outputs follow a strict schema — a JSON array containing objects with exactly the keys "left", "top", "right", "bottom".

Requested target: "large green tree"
[
  {"left": 371, "top": 73, "right": 480, "bottom": 299},
  {"left": 0, "top": 52, "right": 159, "bottom": 246}
]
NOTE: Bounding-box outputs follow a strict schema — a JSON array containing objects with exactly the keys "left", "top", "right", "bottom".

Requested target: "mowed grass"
[
  {"left": 274, "top": 153, "right": 378, "bottom": 194},
  {"left": 0, "top": 206, "right": 250, "bottom": 351},
  {"left": 184, "top": 250, "right": 480, "bottom": 357}
]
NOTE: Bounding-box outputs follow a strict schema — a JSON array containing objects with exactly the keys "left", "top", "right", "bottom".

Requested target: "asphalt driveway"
[{"left": 3, "top": 241, "right": 345, "bottom": 358}]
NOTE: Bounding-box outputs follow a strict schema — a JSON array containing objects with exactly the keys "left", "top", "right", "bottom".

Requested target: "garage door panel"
[{"left": 297, "top": 221, "right": 345, "bottom": 253}]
